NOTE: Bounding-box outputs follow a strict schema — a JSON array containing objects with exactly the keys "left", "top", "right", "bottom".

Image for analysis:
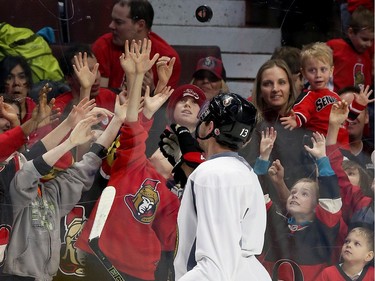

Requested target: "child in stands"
[{"left": 316, "top": 227, "right": 374, "bottom": 281}]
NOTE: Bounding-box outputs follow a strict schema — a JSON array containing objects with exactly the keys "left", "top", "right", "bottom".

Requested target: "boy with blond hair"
[
  {"left": 316, "top": 227, "right": 374, "bottom": 280},
  {"left": 280, "top": 42, "right": 372, "bottom": 150}
]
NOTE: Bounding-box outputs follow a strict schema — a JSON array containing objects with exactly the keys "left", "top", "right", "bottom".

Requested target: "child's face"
[
  {"left": 302, "top": 58, "right": 333, "bottom": 90},
  {"left": 173, "top": 97, "right": 201, "bottom": 131},
  {"left": 341, "top": 231, "right": 373, "bottom": 265},
  {"left": 286, "top": 181, "right": 317, "bottom": 220},
  {"left": 348, "top": 28, "right": 374, "bottom": 54},
  {"left": 344, "top": 166, "right": 361, "bottom": 187}
]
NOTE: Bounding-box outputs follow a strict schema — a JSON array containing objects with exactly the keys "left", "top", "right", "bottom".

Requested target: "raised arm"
[
  {"left": 73, "top": 52, "right": 99, "bottom": 101},
  {"left": 253, "top": 127, "right": 277, "bottom": 175},
  {"left": 40, "top": 97, "right": 96, "bottom": 151},
  {"left": 268, "top": 159, "right": 290, "bottom": 209},
  {"left": 42, "top": 116, "right": 100, "bottom": 167},
  {"left": 94, "top": 95, "right": 129, "bottom": 150},
  {"left": 326, "top": 101, "right": 349, "bottom": 146},
  {"left": 126, "top": 39, "right": 159, "bottom": 122}
]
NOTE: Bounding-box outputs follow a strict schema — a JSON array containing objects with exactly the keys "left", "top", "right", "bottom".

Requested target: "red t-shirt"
[
  {"left": 92, "top": 32, "right": 181, "bottom": 89},
  {"left": 54, "top": 88, "right": 117, "bottom": 114},
  {"left": 326, "top": 38, "right": 373, "bottom": 92}
]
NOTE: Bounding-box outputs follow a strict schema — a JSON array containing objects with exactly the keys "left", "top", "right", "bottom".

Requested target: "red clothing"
[
  {"left": 293, "top": 88, "right": 365, "bottom": 150},
  {"left": 316, "top": 264, "right": 374, "bottom": 281},
  {"left": 0, "top": 126, "right": 26, "bottom": 162},
  {"left": 347, "top": 0, "right": 374, "bottom": 12},
  {"left": 326, "top": 38, "right": 373, "bottom": 92},
  {"left": 327, "top": 144, "right": 373, "bottom": 229},
  {"left": 92, "top": 32, "right": 181, "bottom": 89},
  {"left": 261, "top": 195, "right": 343, "bottom": 281},
  {"left": 54, "top": 88, "right": 116, "bottom": 113},
  {"left": 76, "top": 119, "right": 180, "bottom": 280},
  {"left": 21, "top": 97, "right": 36, "bottom": 124}
]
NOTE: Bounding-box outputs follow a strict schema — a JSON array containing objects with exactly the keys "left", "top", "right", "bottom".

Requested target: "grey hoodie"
[{"left": 4, "top": 145, "right": 103, "bottom": 281}]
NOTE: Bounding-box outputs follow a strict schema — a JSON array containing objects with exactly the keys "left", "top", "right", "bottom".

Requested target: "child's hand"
[
  {"left": 114, "top": 93, "right": 129, "bottom": 123},
  {"left": 120, "top": 40, "right": 136, "bottom": 77},
  {"left": 143, "top": 86, "right": 174, "bottom": 120},
  {"left": 156, "top": 56, "right": 176, "bottom": 87},
  {"left": 304, "top": 132, "right": 326, "bottom": 159},
  {"left": 68, "top": 116, "right": 100, "bottom": 146},
  {"left": 329, "top": 100, "right": 349, "bottom": 127},
  {"left": 0, "top": 96, "right": 20, "bottom": 127},
  {"left": 66, "top": 97, "right": 96, "bottom": 128},
  {"left": 73, "top": 52, "right": 99, "bottom": 89},
  {"left": 355, "top": 84, "right": 374, "bottom": 106},
  {"left": 280, "top": 110, "right": 297, "bottom": 130},
  {"left": 32, "top": 84, "right": 60, "bottom": 127},
  {"left": 130, "top": 39, "right": 159, "bottom": 75},
  {"left": 142, "top": 70, "right": 155, "bottom": 94},
  {"left": 259, "top": 127, "right": 277, "bottom": 161},
  {"left": 268, "top": 159, "right": 284, "bottom": 183}
]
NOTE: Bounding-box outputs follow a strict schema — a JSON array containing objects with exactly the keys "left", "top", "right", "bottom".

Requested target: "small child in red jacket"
[{"left": 316, "top": 227, "right": 374, "bottom": 281}]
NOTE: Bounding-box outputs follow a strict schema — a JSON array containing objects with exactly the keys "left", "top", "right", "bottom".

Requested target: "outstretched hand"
[
  {"left": 329, "top": 100, "right": 349, "bottom": 127},
  {"left": 68, "top": 115, "right": 102, "bottom": 146},
  {"left": 354, "top": 84, "right": 374, "bottom": 106},
  {"left": 259, "top": 127, "right": 277, "bottom": 160},
  {"left": 120, "top": 40, "right": 136, "bottom": 77},
  {"left": 156, "top": 56, "right": 176, "bottom": 87},
  {"left": 268, "top": 159, "right": 284, "bottom": 183},
  {"left": 66, "top": 97, "right": 96, "bottom": 128},
  {"left": 143, "top": 86, "right": 174, "bottom": 119},
  {"left": 0, "top": 96, "right": 20, "bottom": 127},
  {"left": 280, "top": 110, "right": 297, "bottom": 131},
  {"left": 130, "top": 39, "right": 159, "bottom": 74},
  {"left": 32, "top": 83, "right": 60, "bottom": 127},
  {"left": 73, "top": 52, "right": 99, "bottom": 89},
  {"left": 304, "top": 131, "right": 326, "bottom": 160}
]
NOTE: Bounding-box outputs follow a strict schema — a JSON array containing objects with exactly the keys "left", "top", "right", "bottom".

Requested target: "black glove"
[
  {"left": 170, "top": 124, "right": 205, "bottom": 169},
  {"left": 158, "top": 128, "right": 181, "bottom": 166}
]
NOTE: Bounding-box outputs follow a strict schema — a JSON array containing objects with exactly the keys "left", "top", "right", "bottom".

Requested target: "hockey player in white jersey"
[{"left": 174, "top": 93, "right": 271, "bottom": 281}]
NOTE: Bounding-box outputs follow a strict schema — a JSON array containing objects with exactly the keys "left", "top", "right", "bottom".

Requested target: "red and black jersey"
[
  {"left": 76, "top": 119, "right": 180, "bottom": 280},
  {"left": 260, "top": 173, "right": 342, "bottom": 281},
  {"left": 293, "top": 88, "right": 366, "bottom": 150},
  {"left": 316, "top": 263, "right": 374, "bottom": 281}
]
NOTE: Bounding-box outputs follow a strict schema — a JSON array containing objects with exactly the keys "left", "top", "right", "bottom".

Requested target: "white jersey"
[{"left": 174, "top": 152, "right": 271, "bottom": 281}]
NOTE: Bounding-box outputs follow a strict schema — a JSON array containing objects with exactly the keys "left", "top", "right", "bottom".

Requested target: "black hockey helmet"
[{"left": 195, "top": 92, "right": 257, "bottom": 150}]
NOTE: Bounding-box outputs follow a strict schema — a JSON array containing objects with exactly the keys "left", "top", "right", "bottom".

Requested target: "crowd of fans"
[{"left": 0, "top": 0, "right": 373, "bottom": 280}]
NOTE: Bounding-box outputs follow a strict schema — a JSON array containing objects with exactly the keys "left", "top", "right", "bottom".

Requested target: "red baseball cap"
[
  {"left": 193, "top": 56, "right": 226, "bottom": 81},
  {"left": 167, "top": 84, "right": 206, "bottom": 123}
]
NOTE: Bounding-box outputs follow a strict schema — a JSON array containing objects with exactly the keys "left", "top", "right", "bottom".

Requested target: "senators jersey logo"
[
  {"left": 315, "top": 95, "right": 337, "bottom": 112},
  {"left": 125, "top": 178, "right": 160, "bottom": 224},
  {"left": 59, "top": 206, "right": 87, "bottom": 277}
]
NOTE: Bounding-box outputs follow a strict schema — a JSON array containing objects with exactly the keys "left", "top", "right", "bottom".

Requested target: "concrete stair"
[{"left": 150, "top": 0, "right": 281, "bottom": 98}]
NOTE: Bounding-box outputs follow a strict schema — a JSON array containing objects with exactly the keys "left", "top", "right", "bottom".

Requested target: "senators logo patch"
[{"left": 125, "top": 178, "right": 160, "bottom": 224}]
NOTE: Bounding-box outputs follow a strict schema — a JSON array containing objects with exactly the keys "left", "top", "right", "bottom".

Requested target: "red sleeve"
[
  {"left": 0, "top": 126, "right": 26, "bottom": 161},
  {"left": 110, "top": 120, "right": 148, "bottom": 175},
  {"left": 92, "top": 35, "right": 111, "bottom": 79},
  {"left": 326, "top": 145, "right": 372, "bottom": 218},
  {"left": 293, "top": 91, "right": 315, "bottom": 127}
]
